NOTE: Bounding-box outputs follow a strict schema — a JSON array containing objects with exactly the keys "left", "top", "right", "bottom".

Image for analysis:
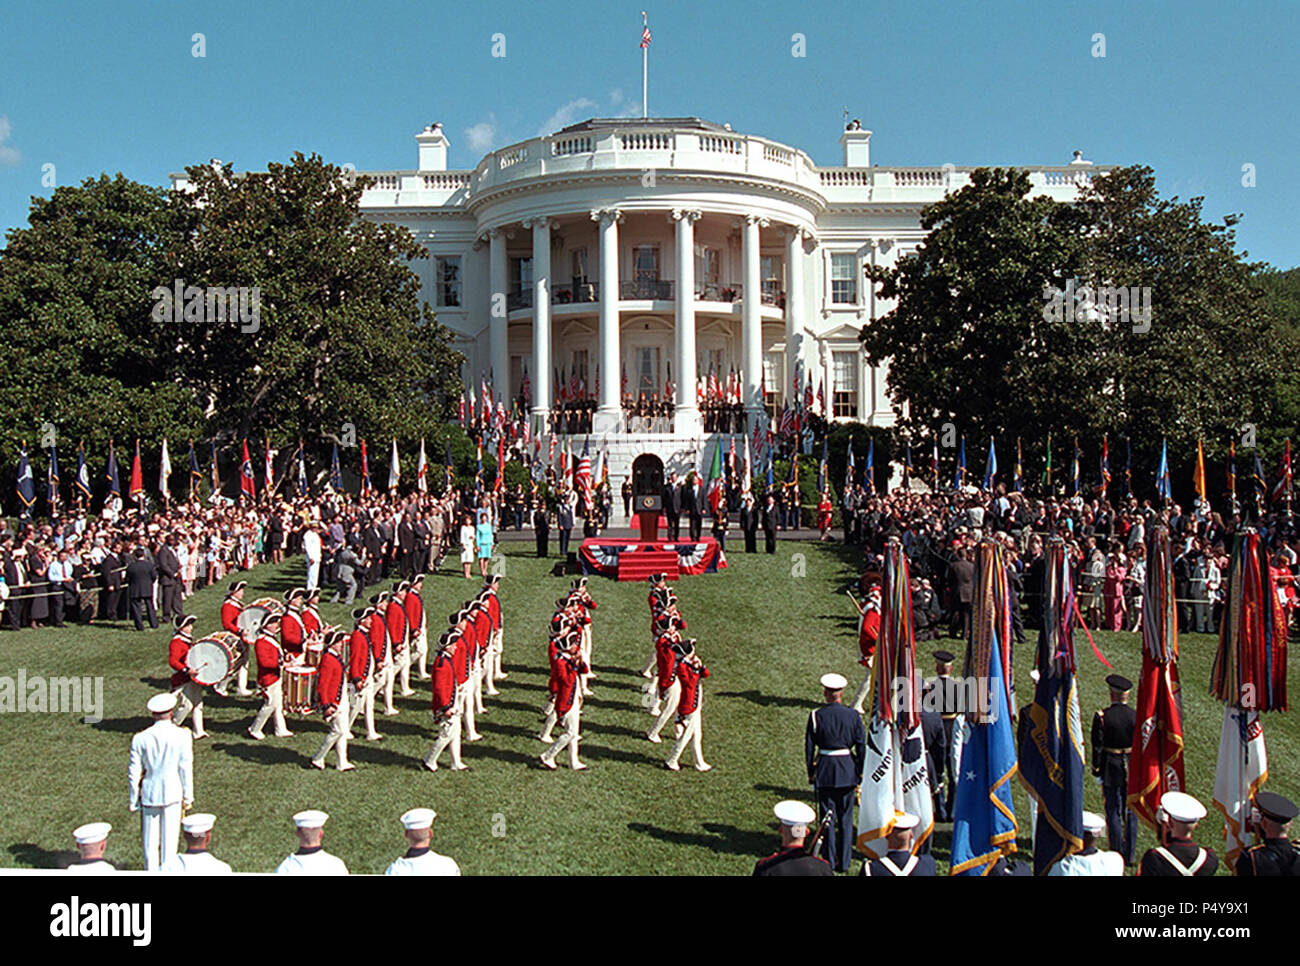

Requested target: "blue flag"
[
  {"left": 330, "top": 443, "right": 343, "bottom": 491},
  {"left": 1156, "top": 439, "right": 1171, "bottom": 500},
  {"left": 188, "top": 441, "right": 202, "bottom": 499},
  {"left": 983, "top": 438, "right": 997, "bottom": 491},
  {"left": 954, "top": 436, "right": 966, "bottom": 489},
  {"left": 74, "top": 444, "right": 92, "bottom": 500},
  {"left": 47, "top": 443, "right": 60, "bottom": 507},
  {"left": 1017, "top": 539, "right": 1086, "bottom": 875},
  {"left": 845, "top": 440, "right": 855, "bottom": 490},
  {"left": 865, "top": 438, "right": 875, "bottom": 492},
  {"left": 106, "top": 442, "right": 121, "bottom": 499},
  {"left": 765, "top": 442, "right": 774, "bottom": 493},
  {"left": 16, "top": 446, "right": 36, "bottom": 509}
]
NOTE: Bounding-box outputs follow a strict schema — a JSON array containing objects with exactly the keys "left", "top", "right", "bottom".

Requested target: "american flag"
[
  {"left": 640, "top": 14, "right": 651, "bottom": 48},
  {"left": 575, "top": 438, "right": 593, "bottom": 513}
]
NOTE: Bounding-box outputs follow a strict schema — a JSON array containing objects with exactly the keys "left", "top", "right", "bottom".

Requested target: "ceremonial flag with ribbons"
[
  {"left": 209, "top": 442, "right": 219, "bottom": 499},
  {"left": 1042, "top": 434, "right": 1053, "bottom": 491},
  {"left": 444, "top": 440, "right": 455, "bottom": 493},
  {"left": 1248, "top": 451, "right": 1266, "bottom": 514},
  {"left": 1156, "top": 439, "right": 1171, "bottom": 501},
  {"left": 950, "top": 541, "right": 1019, "bottom": 875},
  {"left": 496, "top": 433, "right": 506, "bottom": 495},
  {"left": 75, "top": 444, "right": 92, "bottom": 501},
  {"left": 1127, "top": 525, "right": 1186, "bottom": 830},
  {"left": 388, "top": 439, "right": 401, "bottom": 490},
  {"left": 742, "top": 432, "right": 753, "bottom": 497},
  {"left": 765, "top": 441, "right": 774, "bottom": 493},
  {"left": 1098, "top": 435, "right": 1111, "bottom": 501},
  {"left": 983, "top": 438, "right": 997, "bottom": 492},
  {"left": 239, "top": 440, "right": 256, "bottom": 500},
  {"left": 359, "top": 439, "right": 371, "bottom": 497},
  {"left": 296, "top": 441, "right": 308, "bottom": 496},
  {"left": 856, "top": 540, "right": 934, "bottom": 858},
  {"left": 1271, "top": 439, "right": 1292, "bottom": 505},
  {"left": 865, "top": 438, "right": 875, "bottom": 493},
  {"left": 845, "top": 440, "right": 855, "bottom": 490},
  {"left": 417, "top": 438, "right": 428, "bottom": 493},
  {"left": 707, "top": 438, "right": 724, "bottom": 514},
  {"left": 474, "top": 441, "right": 483, "bottom": 491},
  {"left": 1227, "top": 441, "right": 1237, "bottom": 504},
  {"left": 817, "top": 438, "right": 828, "bottom": 493},
  {"left": 1070, "top": 438, "right": 1081, "bottom": 497},
  {"left": 1013, "top": 437, "right": 1023, "bottom": 493},
  {"left": 1193, "top": 439, "right": 1207, "bottom": 503},
  {"left": 187, "top": 442, "right": 202, "bottom": 501},
  {"left": 1213, "top": 704, "right": 1269, "bottom": 870},
  {"left": 902, "top": 441, "right": 912, "bottom": 490},
  {"left": 953, "top": 436, "right": 966, "bottom": 489},
  {"left": 576, "top": 437, "right": 593, "bottom": 513},
  {"left": 129, "top": 440, "right": 144, "bottom": 500},
  {"left": 47, "top": 442, "right": 60, "bottom": 508},
  {"left": 15, "top": 445, "right": 35, "bottom": 509},
  {"left": 330, "top": 443, "right": 343, "bottom": 492},
  {"left": 107, "top": 442, "right": 122, "bottom": 499},
  {"left": 263, "top": 439, "right": 274, "bottom": 492},
  {"left": 158, "top": 438, "right": 171, "bottom": 500},
  {"left": 1018, "top": 538, "right": 1086, "bottom": 875}
]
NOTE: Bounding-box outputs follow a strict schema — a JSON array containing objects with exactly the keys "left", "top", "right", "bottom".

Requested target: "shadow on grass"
[
  {"left": 717, "top": 689, "right": 817, "bottom": 710},
  {"left": 212, "top": 741, "right": 304, "bottom": 766},
  {"left": 628, "top": 821, "right": 771, "bottom": 858},
  {"left": 753, "top": 782, "right": 809, "bottom": 799},
  {"left": 8, "top": 843, "right": 76, "bottom": 869},
  {"left": 582, "top": 744, "right": 663, "bottom": 766},
  {"left": 91, "top": 716, "right": 148, "bottom": 735},
  {"left": 464, "top": 744, "right": 545, "bottom": 767}
]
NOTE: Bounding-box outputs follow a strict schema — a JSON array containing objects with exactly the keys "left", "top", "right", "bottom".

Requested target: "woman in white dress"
[{"left": 459, "top": 514, "right": 476, "bottom": 580}]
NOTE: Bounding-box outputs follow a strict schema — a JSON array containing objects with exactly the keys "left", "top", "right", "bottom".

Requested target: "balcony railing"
[
  {"left": 551, "top": 281, "right": 599, "bottom": 304},
  {"left": 504, "top": 278, "right": 786, "bottom": 311},
  {"left": 507, "top": 289, "right": 532, "bottom": 310},
  {"left": 619, "top": 279, "right": 675, "bottom": 300}
]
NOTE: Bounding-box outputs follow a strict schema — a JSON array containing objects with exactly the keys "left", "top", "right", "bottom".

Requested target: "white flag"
[
  {"left": 1212, "top": 705, "right": 1268, "bottom": 869},
  {"left": 417, "top": 438, "right": 428, "bottom": 493},
  {"left": 158, "top": 438, "right": 172, "bottom": 497},
  {"left": 388, "top": 439, "right": 401, "bottom": 490},
  {"left": 742, "top": 433, "right": 752, "bottom": 496},
  {"left": 855, "top": 715, "right": 935, "bottom": 859}
]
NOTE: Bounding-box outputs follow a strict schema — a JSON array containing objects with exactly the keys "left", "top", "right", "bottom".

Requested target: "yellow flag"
[{"left": 1193, "top": 439, "right": 1207, "bottom": 500}]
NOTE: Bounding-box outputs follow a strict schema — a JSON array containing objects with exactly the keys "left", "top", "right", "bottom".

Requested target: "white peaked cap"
[
  {"left": 893, "top": 812, "right": 920, "bottom": 830},
  {"left": 182, "top": 813, "right": 216, "bottom": 835},
  {"left": 774, "top": 800, "right": 817, "bottom": 827},
  {"left": 1081, "top": 811, "right": 1105, "bottom": 834},
  {"left": 147, "top": 692, "right": 177, "bottom": 714},
  {"left": 73, "top": 822, "right": 112, "bottom": 844},
  {"left": 293, "top": 809, "right": 329, "bottom": 829},
  {"left": 400, "top": 808, "right": 436, "bottom": 830},
  {"left": 1160, "top": 792, "right": 1206, "bottom": 823},
  {"left": 820, "top": 672, "right": 849, "bottom": 691}
]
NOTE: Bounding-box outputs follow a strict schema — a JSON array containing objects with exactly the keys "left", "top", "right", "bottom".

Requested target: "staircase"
[{"left": 615, "top": 548, "right": 680, "bottom": 582}]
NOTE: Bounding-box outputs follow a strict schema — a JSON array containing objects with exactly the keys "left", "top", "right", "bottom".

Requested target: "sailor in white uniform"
[
  {"left": 383, "top": 807, "right": 461, "bottom": 876},
  {"left": 67, "top": 822, "right": 116, "bottom": 874},
  {"left": 1046, "top": 811, "right": 1124, "bottom": 876},
  {"left": 128, "top": 692, "right": 194, "bottom": 871},
  {"left": 164, "top": 813, "right": 233, "bottom": 874},
  {"left": 275, "top": 809, "right": 349, "bottom": 875}
]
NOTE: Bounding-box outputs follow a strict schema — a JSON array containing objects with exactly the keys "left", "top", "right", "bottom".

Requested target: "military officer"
[
  {"left": 164, "top": 813, "right": 233, "bottom": 874},
  {"left": 1046, "top": 811, "right": 1124, "bottom": 876},
  {"left": 753, "top": 800, "right": 833, "bottom": 876},
  {"left": 275, "top": 810, "right": 349, "bottom": 875},
  {"left": 922, "top": 650, "right": 959, "bottom": 821},
  {"left": 1237, "top": 791, "right": 1299, "bottom": 876},
  {"left": 860, "top": 813, "right": 937, "bottom": 876},
  {"left": 310, "top": 631, "right": 354, "bottom": 771},
  {"left": 1091, "top": 673, "right": 1136, "bottom": 864},
  {"left": 805, "top": 672, "right": 867, "bottom": 873},
  {"left": 384, "top": 807, "right": 461, "bottom": 876},
  {"left": 128, "top": 692, "right": 194, "bottom": 871},
  {"left": 1138, "top": 791, "right": 1218, "bottom": 876},
  {"left": 67, "top": 822, "right": 115, "bottom": 874},
  {"left": 168, "top": 614, "right": 207, "bottom": 739}
]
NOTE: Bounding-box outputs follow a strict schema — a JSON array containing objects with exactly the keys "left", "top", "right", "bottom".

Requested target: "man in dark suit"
[
  {"left": 661, "top": 473, "right": 681, "bottom": 540},
  {"left": 556, "top": 495, "right": 575, "bottom": 555},
  {"left": 683, "top": 473, "right": 704, "bottom": 541},
  {"left": 533, "top": 502, "right": 550, "bottom": 557},
  {"left": 363, "top": 518, "right": 384, "bottom": 586},
  {"left": 397, "top": 515, "right": 417, "bottom": 577},
  {"left": 739, "top": 494, "right": 758, "bottom": 553},
  {"left": 761, "top": 494, "right": 779, "bottom": 554},
  {"left": 125, "top": 547, "right": 159, "bottom": 631},
  {"left": 156, "top": 535, "right": 184, "bottom": 620},
  {"left": 948, "top": 549, "right": 975, "bottom": 639},
  {"left": 805, "top": 673, "right": 867, "bottom": 873},
  {"left": 100, "top": 541, "right": 125, "bottom": 623}
]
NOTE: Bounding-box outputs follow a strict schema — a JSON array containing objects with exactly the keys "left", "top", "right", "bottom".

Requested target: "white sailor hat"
[
  {"left": 773, "top": 800, "right": 817, "bottom": 827},
  {"left": 73, "top": 821, "right": 112, "bottom": 845},
  {"left": 292, "top": 809, "right": 329, "bottom": 829},
  {"left": 1159, "top": 791, "right": 1206, "bottom": 824},
  {"left": 147, "top": 692, "right": 177, "bottom": 714},
  {"left": 820, "top": 672, "right": 849, "bottom": 691},
  {"left": 892, "top": 812, "right": 920, "bottom": 831},
  {"left": 1028, "top": 668, "right": 1041, "bottom": 684},
  {"left": 1081, "top": 811, "right": 1106, "bottom": 834},
  {"left": 182, "top": 813, "right": 216, "bottom": 835},
  {"left": 400, "top": 807, "right": 436, "bottom": 831}
]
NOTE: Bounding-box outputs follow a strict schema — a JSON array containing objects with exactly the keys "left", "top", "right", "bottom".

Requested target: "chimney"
[
  {"left": 416, "top": 123, "right": 449, "bottom": 171},
  {"left": 840, "top": 121, "right": 872, "bottom": 167}
]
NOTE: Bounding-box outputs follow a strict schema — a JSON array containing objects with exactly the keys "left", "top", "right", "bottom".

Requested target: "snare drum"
[
  {"left": 186, "top": 632, "right": 242, "bottom": 686},
  {"left": 305, "top": 643, "right": 324, "bottom": 667},
  {"left": 283, "top": 664, "right": 317, "bottom": 714}
]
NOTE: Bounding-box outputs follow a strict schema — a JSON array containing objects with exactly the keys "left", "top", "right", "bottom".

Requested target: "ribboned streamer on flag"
[
  {"left": 15, "top": 446, "right": 35, "bottom": 509},
  {"left": 187, "top": 441, "right": 202, "bottom": 499},
  {"left": 1018, "top": 538, "right": 1086, "bottom": 875},
  {"left": 950, "top": 541, "right": 1019, "bottom": 875},
  {"left": 1156, "top": 439, "right": 1171, "bottom": 501},
  {"left": 845, "top": 440, "right": 855, "bottom": 490},
  {"left": 297, "top": 442, "right": 308, "bottom": 496},
  {"left": 47, "top": 442, "right": 60, "bottom": 507},
  {"left": 75, "top": 444, "right": 92, "bottom": 500},
  {"left": 865, "top": 438, "right": 875, "bottom": 491}
]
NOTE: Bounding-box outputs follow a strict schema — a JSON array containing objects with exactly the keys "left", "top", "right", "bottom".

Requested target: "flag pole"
[{"left": 641, "top": 11, "right": 648, "bottom": 118}]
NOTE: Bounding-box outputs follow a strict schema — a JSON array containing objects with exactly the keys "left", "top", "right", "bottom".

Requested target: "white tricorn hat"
[{"left": 773, "top": 800, "right": 817, "bottom": 827}]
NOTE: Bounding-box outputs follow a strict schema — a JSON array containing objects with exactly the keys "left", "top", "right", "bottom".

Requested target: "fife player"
[
  {"left": 422, "top": 632, "right": 468, "bottom": 771},
  {"left": 310, "top": 630, "right": 355, "bottom": 771}
]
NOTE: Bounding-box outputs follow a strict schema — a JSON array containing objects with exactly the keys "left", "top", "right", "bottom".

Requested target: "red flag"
[
  {"left": 239, "top": 439, "right": 256, "bottom": 500},
  {"left": 359, "top": 439, "right": 371, "bottom": 496},
  {"left": 458, "top": 393, "right": 465, "bottom": 424},
  {"left": 129, "top": 440, "right": 144, "bottom": 499},
  {"left": 264, "top": 439, "right": 274, "bottom": 491},
  {"left": 575, "top": 438, "right": 593, "bottom": 513},
  {"left": 496, "top": 434, "right": 506, "bottom": 494}
]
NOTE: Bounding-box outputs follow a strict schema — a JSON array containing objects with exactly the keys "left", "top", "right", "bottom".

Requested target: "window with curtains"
[
  {"left": 760, "top": 255, "right": 782, "bottom": 301},
  {"left": 831, "top": 252, "right": 858, "bottom": 304},
  {"left": 572, "top": 349, "right": 589, "bottom": 393},
  {"left": 434, "top": 256, "right": 461, "bottom": 307},
  {"left": 832, "top": 350, "right": 859, "bottom": 418},
  {"left": 510, "top": 257, "right": 533, "bottom": 295}
]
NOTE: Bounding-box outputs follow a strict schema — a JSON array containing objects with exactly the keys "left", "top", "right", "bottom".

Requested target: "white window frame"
[
  {"left": 829, "top": 252, "right": 859, "bottom": 306},
  {"left": 433, "top": 255, "right": 462, "bottom": 308}
]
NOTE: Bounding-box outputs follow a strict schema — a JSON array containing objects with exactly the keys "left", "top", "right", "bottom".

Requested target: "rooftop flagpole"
[{"left": 641, "top": 12, "right": 651, "bottom": 118}]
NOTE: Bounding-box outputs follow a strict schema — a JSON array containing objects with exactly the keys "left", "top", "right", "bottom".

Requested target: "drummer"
[
  {"left": 168, "top": 614, "right": 207, "bottom": 739},
  {"left": 218, "top": 580, "right": 254, "bottom": 697},
  {"left": 311, "top": 630, "right": 355, "bottom": 772},
  {"left": 281, "top": 588, "right": 307, "bottom": 660},
  {"left": 302, "top": 587, "right": 325, "bottom": 646},
  {"left": 249, "top": 612, "right": 294, "bottom": 741}
]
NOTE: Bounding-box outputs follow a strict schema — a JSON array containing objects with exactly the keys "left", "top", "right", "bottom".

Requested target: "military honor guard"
[
  {"left": 68, "top": 822, "right": 115, "bottom": 874},
  {"left": 388, "top": 582, "right": 413, "bottom": 697},
  {"left": 805, "top": 672, "right": 866, "bottom": 873},
  {"left": 569, "top": 576, "right": 598, "bottom": 693},
  {"left": 248, "top": 612, "right": 294, "bottom": 740},
  {"left": 469, "top": 596, "right": 492, "bottom": 715},
  {"left": 311, "top": 630, "right": 355, "bottom": 771},
  {"left": 1237, "top": 791, "right": 1299, "bottom": 876},
  {"left": 168, "top": 614, "right": 207, "bottom": 739},
  {"left": 366, "top": 596, "right": 393, "bottom": 723},
  {"left": 275, "top": 810, "right": 349, "bottom": 875},
  {"left": 665, "top": 640, "right": 711, "bottom": 772},
  {"left": 848, "top": 580, "right": 881, "bottom": 713},
  {"left": 281, "top": 587, "right": 307, "bottom": 658},
  {"left": 646, "top": 614, "right": 683, "bottom": 741},
  {"left": 539, "top": 603, "right": 576, "bottom": 743},
  {"left": 218, "top": 579, "right": 254, "bottom": 696},
  {"left": 860, "top": 812, "right": 936, "bottom": 876},
  {"left": 349, "top": 607, "right": 381, "bottom": 740},
  {"left": 164, "top": 813, "right": 233, "bottom": 874},
  {"left": 422, "top": 632, "right": 468, "bottom": 771},
  {"left": 302, "top": 586, "right": 324, "bottom": 644},
  {"left": 371, "top": 590, "right": 400, "bottom": 716},
  {"left": 406, "top": 573, "right": 431, "bottom": 681},
  {"left": 482, "top": 574, "right": 506, "bottom": 686},
  {"left": 1091, "top": 673, "right": 1137, "bottom": 864},
  {"left": 1138, "top": 791, "right": 1218, "bottom": 876},
  {"left": 384, "top": 807, "right": 461, "bottom": 875},
  {"left": 460, "top": 603, "right": 486, "bottom": 739},
  {"left": 753, "top": 800, "right": 833, "bottom": 876},
  {"left": 640, "top": 574, "right": 671, "bottom": 677},
  {"left": 539, "top": 631, "right": 589, "bottom": 770},
  {"left": 1045, "top": 811, "right": 1124, "bottom": 876},
  {"left": 128, "top": 692, "right": 195, "bottom": 871},
  {"left": 922, "top": 650, "right": 959, "bottom": 821},
  {"left": 449, "top": 608, "right": 480, "bottom": 744}
]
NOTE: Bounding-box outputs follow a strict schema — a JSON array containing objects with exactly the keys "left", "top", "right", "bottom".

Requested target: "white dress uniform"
[
  {"left": 128, "top": 697, "right": 195, "bottom": 872},
  {"left": 383, "top": 848, "right": 461, "bottom": 876},
  {"left": 1046, "top": 848, "right": 1124, "bottom": 876},
  {"left": 165, "top": 850, "right": 234, "bottom": 874},
  {"left": 68, "top": 822, "right": 115, "bottom": 874},
  {"left": 275, "top": 848, "right": 349, "bottom": 875},
  {"left": 67, "top": 860, "right": 116, "bottom": 874}
]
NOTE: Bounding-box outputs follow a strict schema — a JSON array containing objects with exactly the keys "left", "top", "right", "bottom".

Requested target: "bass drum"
[
  {"left": 186, "top": 632, "right": 242, "bottom": 686},
  {"left": 239, "top": 596, "right": 285, "bottom": 637}
]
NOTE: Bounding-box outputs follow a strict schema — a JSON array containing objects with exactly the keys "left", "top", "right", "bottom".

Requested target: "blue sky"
[{"left": 1, "top": 0, "right": 1296, "bottom": 267}]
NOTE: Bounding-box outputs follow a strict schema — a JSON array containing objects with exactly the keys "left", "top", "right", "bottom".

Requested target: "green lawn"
[{"left": 1, "top": 540, "right": 1295, "bottom": 875}]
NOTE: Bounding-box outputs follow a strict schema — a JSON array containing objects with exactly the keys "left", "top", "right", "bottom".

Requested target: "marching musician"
[
  {"left": 406, "top": 573, "right": 431, "bottom": 681},
  {"left": 348, "top": 607, "right": 381, "bottom": 741},
  {"left": 470, "top": 595, "right": 493, "bottom": 716},
  {"left": 646, "top": 613, "right": 683, "bottom": 741},
  {"left": 421, "top": 633, "right": 468, "bottom": 772},
  {"left": 448, "top": 608, "right": 478, "bottom": 746},
  {"left": 569, "top": 576, "right": 598, "bottom": 695},
  {"left": 367, "top": 593, "right": 393, "bottom": 723},
  {"left": 168, "top": 614, "right": 207, "bottom": 739},
  {"left": 281, "top": 588, "right": 307, "bottom": 659},
  {"left": 665, "top": 640, "right": 711, "bottom": 773},
  {"left": 387, "top": 582, "right": 413, "bottom": 698},
  {"left": 539, "top": 630, "right": 588, "bottom": 771},
  {"left": 385, "top": 808, "right": 460, "bottom": 875},
  {"left": 248, "top": 612, "right": 294, "bottom": 741},
  {"left": 539, "top": 601, "right": 575, "bottom": 743},
  {"left": 217, "top": 580, "right": 254, "bottom": 697},
  {"left": 639, "top": 574, "right": 669, "bottom": 678},
  {"left": 302, "top": 586, "right": 324, "bottom": 644},
  {"left": 275, "top": 810, "right": 348, "bottom": 875},
  {"left": 481, "top": 575, "right": 505, "bottom": 693},
  {"left": 164, "top": 813, "right": 233, "bottom": 874},
  {"left": 310, "top": 630, "right": 354, "bottom": 771},
  {"left": 461, "top": 602, "right": 485, "bottom": 739},
  {"left": 848, "top": 578, "right": 881, "bottom": 713}
]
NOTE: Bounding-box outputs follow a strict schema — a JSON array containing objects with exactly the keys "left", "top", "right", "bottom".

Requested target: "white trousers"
[
  {"left": 312, "top": 690, "right": 351, "bottom": 769},
  {"left": 541, "top": 706, "right": 582, "bottom": 768},
  {"left": 396, "top": 644, "right": 412, "bottom": 695},
  {"left": 140, "top": 803, "right": 181, "bottom": 871},
  {"left": 540, "top": 694, "right": 557, "bottom": 741},
  {"left": 414, "top": 626, "right": 429, "bottom": 678},
  {"left": 250, "top": 680, "right": 288, "bottom": 737},
  {"left": 459, "top": 682, "right": 480, "bottom": 740},
  {"left": 667, "top": 707, "right": 705, "bottom": 769},
  {"left": 850, "top": 661, "right": 873, "bottom": 713},
  {"left": 171, "top": 681, "right": 204, "bottom": 735},
  {"left": 648, "top": 679, "right": 681, "bottom": 738},
  {"left": 306, "top": 559, "right": 320, "bottom": 592},
  {"left": 423, "top": 710, "right": 463, "bottom": 769}
]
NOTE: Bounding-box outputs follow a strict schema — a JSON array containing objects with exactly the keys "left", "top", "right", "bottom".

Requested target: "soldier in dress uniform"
[
  {"left": 217, "top": 580, "right": 254, "bottom": 697},
  {"left": 129, "top": 692, "right": 194, "bottom": 871},
  {"left": 422, "top": 632, "right": 468, "bottom": 771},
  {"left": 1138, "top": 791, "right": 1218, "bottom": 876},
  {"left": 753, "top": 800, "right": 833, "bottom": 877},
  {"left": 922, "top": 651, "right": 959, "bottom": 821},
  {"left": 164, "top": 813, "right": 233, "bottom": 874},
  {"left": 281, "top": 587, "right": 307, "bottom": 659},
  {"left": 665, "top": 640, "right": 711, "bottom": 772},
  {"left": 384, "top": 808, "right": 461, "bottom": 876},
  {"left": 349, "top": 607, "right": 381, "bottom": 741},
  {"left": 366, "top": 593, "right": 394, "bottom": 723},
  {"left": 248, "top": 613, "right": 294, "bottom": 740},
  {"left": 407, "top": 573, "right": 431, "bottom": 681},
  {"left": 481, "top": 574, "right": 505, "bottom": 690},
  {"left": 1237, "top": 791, "right": 1300, "bottom": 876},
  {"left": 275, "top": 810, "right": 349, "bottom": 875},
  {"left": 848, "top": 579, "right": 881, "bottom": 712},
  {"left": 539, "top": 633, "right": 589, "bottom": 770},
  {"left": 1046, "top": 811, "right": 1124, "bottom": 876},
  {"left": 67, "top": 822, "right": 115, "bottom": 874},
  {"left": 1091, "top": 673, "right": 1136, "bottom": 864},
  {"left": 805, "top": 672, "right": 866, "bottom": 873},
  {"left": 168, "top": 614, "right": 207, "bottom": 739},
  {"left": 310, "top": 630, "right": 354, "bottom": 771},
  {"left": 646, "top": 613, "right": 684, "bottom": 740},
  {"left": 860, "top": 812, "right": 936, "bottom": 876},
  {"left": 387, "top": 581, "right": 412, "bottom": 699}
]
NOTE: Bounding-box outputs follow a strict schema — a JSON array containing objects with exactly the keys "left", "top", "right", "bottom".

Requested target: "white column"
[
  {"left": 527, "top": 217, "right": 552, "bottom": 419},
  {"left": 593, "top": 208, "right": 623, "bottom": 434},
  {"left": 672, "top": 209, "right": 702, "bottom": 437},
  {"left": 784, "top": 227, "right": 808, "bottom": 406},
  {"left": 741, "top": 214, "right": 768, "bottom": 415},
  {"left": 488, "top": 228, "right": 510, "bottom": 402}
]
